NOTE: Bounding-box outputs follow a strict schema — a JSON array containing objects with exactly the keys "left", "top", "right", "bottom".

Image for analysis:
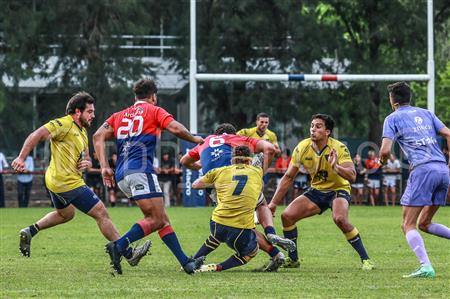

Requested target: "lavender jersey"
[{"left": 382, "top": 106, "right": 446, "bottom": 169}]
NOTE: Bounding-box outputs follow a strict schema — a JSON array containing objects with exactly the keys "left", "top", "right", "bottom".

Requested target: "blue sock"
[
  {"left": 194, "top": 235, "right": 220, "bottom": 259},
  {"left": 115, "top": 223, "right": 145, "bottom": 253},
  {"left": 219, "top": 254, "right": 247, "bottom": 271},
  {"left": 159, "top": 226, "right": 189, "bottom": 266},
  {"left": 268, "top": 245, "right": 280, "bottom": 258},
  {"left": 29, "top": 224, "right": 40, "bottom": 237},
  {"left": 264, "top": 226, "right": 276, "bottom": 236},
  {"left": 283, "top": 227, "right": 298, "bottom": 261},
  {"left": 123, "top": 247, "right": 133, "bottom": 259}
]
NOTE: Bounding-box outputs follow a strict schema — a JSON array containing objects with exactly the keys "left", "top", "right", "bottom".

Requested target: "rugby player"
[
  {"left": 380, "top": 82, "right": 450, "bottom": 278},
  {"left": 13, "top": 92, "right": 150, "bottom": 267},
  {"left": 181, "top": 123, "right": 295, "bottom": 272},
  {"left": 93, "top": 78, "right": 205, "bottom": 275},
  {"left": 268, "top": 114, "right": 374, "bottom": 270},
  {"left": 192, "top": 145, "right": 262, "bottom": 272}
]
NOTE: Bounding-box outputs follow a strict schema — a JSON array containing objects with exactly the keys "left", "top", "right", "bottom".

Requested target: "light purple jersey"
[{"left": 382, "top": 106, "right": 446, "bottom": 169}]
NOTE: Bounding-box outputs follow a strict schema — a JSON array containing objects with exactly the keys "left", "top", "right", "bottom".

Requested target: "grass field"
[{"left": 1, "top": 206, "right": 449, "bottom": 298}]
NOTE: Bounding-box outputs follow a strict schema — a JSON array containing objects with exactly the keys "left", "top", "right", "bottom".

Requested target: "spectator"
[
  {"left": 365, "top": 150, "right": 382, "bottom": 206},
  {"left": 159, "top": 152, "right": 175, "bottom": 207},
  {"left": 0, "top": 151, "right": 9, "bottom": 208},
  {"left": 275, "top": 149, "right": 291, "bottom": 174},
  {"left": 86, "top": 152, "right": 103, "bottom": 199},
  {"left": 17, "top": 155, "right": 34, "bottom": 207},
  {"left": 351, "top": 154, "right": 366, "bottom": 205},
  {"left": 174, "top": 152, "right": 183, "bottom": 206},
  {"left": 107, "top": 153, "right": 118, "bottom": 207},
  {"left": 383, "top": 153, "right": 401, "bottom": 206}
]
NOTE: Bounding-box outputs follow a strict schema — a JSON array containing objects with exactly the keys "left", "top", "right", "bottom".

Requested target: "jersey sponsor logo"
[
  {"left": 304, "top": 157, "right": 312, "bottom": 161},
  {"left": 414, "top": 116, "right": 423, "bottom": 125},
  {"left": 135, "top": 184, "right": 145, "bottom": 191},
  {"left": 314, "top": 170, "right": 328, "bottom": 182},
  {"left": 55, "top": 120, "right": 63, "bottom": 126},
  {"left": 211, "top": 148, "right": 223, "bottom": 158}
]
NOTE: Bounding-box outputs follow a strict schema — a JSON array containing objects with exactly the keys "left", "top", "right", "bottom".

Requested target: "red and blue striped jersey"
[
  {"left": 106, "top": 100, "right": 174, "bottom": 181},
  {"left": 188, "top": 134, "right": 259, "bottom": 174}
]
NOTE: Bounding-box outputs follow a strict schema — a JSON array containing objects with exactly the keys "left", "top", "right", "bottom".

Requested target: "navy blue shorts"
[
  {"left": 303, "top": 188, "right": 351, "bottom": 214},
  {"left": 210, "top": 220, "right": 257, "bottom": 257},
  {"left": 48, "top": 185, "right": 100, "bottom": 214}
]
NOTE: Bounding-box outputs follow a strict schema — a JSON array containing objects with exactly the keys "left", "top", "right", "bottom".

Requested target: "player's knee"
[
  {"left": 281, "top": 211, "right": 293, "bottom": 226},
  {"left": 58, "top": 210, "right": 75, "bottom": 221},
  {"left": 152, "top": 218, "right": 169, "bottom": 231},
  {"left": 333, "top": 215, "right": 347, "bottom": 228}
]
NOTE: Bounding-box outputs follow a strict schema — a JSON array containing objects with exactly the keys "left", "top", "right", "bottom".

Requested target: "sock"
[
  {"left": 405, "top": 229, "right": 431, "bottom": 266},
  {"left": 159, "top": 225, "right": 189, "bottom": 266},
  {"left": 194, "top": 235, "right": 220, "bottom": 259},
  {"left": 123, "top": 247, "right": 133, "bottom": 259},
  {"left": 264, "top": 226, "right": 276, "bottom": 236},
  {"left": 219, "top": 254, "right": 247, "bottom": 271},
  {"left": 29, "top": 224, "right": 40, "bottom": 237},
  {"left": 267, "top": 245, "right": 280, "bottom": 258},
  {"left": 345, "top": 228, "right": 369, "bottom": 260},
  {"left": 426, "top": 223, "right": 450, "bottom": 239},
  {"left": 283, "top": 225, "right": 298, "bottom": 261},
  {"left": 115, "top": 223, "right": 145, "bottom": 253}
]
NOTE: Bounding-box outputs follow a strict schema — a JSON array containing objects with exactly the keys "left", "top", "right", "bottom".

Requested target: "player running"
[
  {"left": 180, "top": 123, "right": 295, "bottom": 272},
  {"left": 93, "top": 78, "right": 205, "bottom": 275},
  {"left": 12, "top": 92, "right": 150, "bottom": 267},
  {"left": 192, "top": 145, "right": 262, "bottom": 272},
  {"left": 380, "top": 82, "right": 450, "bottom": 278},
  {"left": 268, "top": 114, "right": 374, "bottom": 270}
]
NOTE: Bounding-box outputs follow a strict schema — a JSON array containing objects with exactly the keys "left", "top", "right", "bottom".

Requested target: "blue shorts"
[
  {"left": 210, "top": 220, "right": 257, "bottom": 257},
  {"left": 401, "top": 162, "right": 449, "bottom": 206},
  {"left": 117, "top": 172, "right": 163, "bottom": 200},
  {"left": 48, "top": 185, "right": 100, "bottom": 214},
  {"left": 303, "top": 188, "right": 351, "bottom": 214}
]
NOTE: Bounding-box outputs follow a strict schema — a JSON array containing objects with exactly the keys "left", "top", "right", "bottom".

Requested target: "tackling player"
[
  {"left": 181, "top": 123, "right": 296, "bottom": 272},
  {"left": 192, "top": 145, "right": 261, "bottom": 272},
  {"left": 93, "top": 78, "right": 205, "bottom": 275},
  {"left": 380, "top": 82, "right": 450, "bottom": 278},
  {"left": 268, "top": 114, "right": 374, "bottom": 270},
  {"left": 12, "top": 92, "right": 150, "bottom": 267}
]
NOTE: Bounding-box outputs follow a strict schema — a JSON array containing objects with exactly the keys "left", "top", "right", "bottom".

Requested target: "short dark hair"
[
  {"left": 311, "top": 114, "right": 335, "bottom": 133},
  {"left": 387, "top": 82, "right": 411, "bottom": 105},
  {"left": 133, "top": 78, "right": 158, "bottom": 99},
  {"left": 66, "top": 92, "right": 95, "bottom": 115},
  {"left": 232, "top": 145, "right": 252, "bottom": 164},
  {"left": 256, "top": 112, "right": 269, "bottom": 120},
  {"left": 215, "top": 123, "right": 236, "bottom": 135}
]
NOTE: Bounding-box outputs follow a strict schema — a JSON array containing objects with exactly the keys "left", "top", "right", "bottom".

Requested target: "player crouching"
[{"left": 192, "top": 145, "right": 261, "bottom": 272}]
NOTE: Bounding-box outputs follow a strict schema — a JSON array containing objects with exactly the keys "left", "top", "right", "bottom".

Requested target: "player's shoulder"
[
  {"left": 266, "top": 128, "right": 277, "bottom": 137},
  {"left": 329, "top": 137, "right": 348, "bottom": 148},
  {"left": 294, "top": 138, "right": 312, "bottom": 151},
  {"left": 237, "top": 126, "right": 255, "bottom": 136}
]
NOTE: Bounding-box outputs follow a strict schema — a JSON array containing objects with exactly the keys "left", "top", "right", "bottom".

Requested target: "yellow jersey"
[
  {"left": 43, "top": 115, "right": 88, "bottom": 193},
  {"left": 202, "top": 164, "right": 263, "bottom": 229},
  {"left": 237, "top": 127, "right": 278, "bottom": 146},
  {"left": 290, "top": 137, "right": 352, "bottom": 193}
]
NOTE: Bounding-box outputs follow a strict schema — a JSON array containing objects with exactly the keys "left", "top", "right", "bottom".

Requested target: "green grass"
[{"left": 1, "top": 206, "right": 449, "bottom": 298}]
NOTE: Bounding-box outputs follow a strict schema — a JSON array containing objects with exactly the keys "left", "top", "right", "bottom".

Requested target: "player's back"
[
  {"left": 188, "top": 134, "right": 259, "bottom": 174},
  {"left": 209, "top": 164, "right": 263, "bottom": 229},
  {"left": 383, "top": 106, "right": 446, "bottom": 168},
  {"left": 106, "top": 101, "right": 174, "bottom": 181}
]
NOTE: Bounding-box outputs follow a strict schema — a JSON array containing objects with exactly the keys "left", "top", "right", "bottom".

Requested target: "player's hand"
[
  {"left": 327, "top": 149, "right": 337, "bottom": 169},
  {"left": 268, "top": 202, "right": 277, "bottom": 216},
  {"left": 101, "top": 167, "right": 116, "bottom": 188},
  {"left": 11, "top": 157, "right": 26, "bottom": 173},
  {"left": 77, "top": 160, "right": 92, "bottom": 171},
  {"left": 193, "top": 136, "right": 204, "bottom": 144}
]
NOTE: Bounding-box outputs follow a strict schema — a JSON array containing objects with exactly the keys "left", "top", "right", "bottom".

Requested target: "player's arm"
[
  {"left": 327, "top": 149, "right": 356, "bottom": 182},
  {"left": 439, "top": 126, "right": 450, "bottom": 167},
  {"left": 165, "top": 120, "right": 204, "bottom": 144},
  {"left": 268, "top": 163, "right": 299, "bottom": 215},
  {"left": 180, "top": 153, "right": 202, "bottom": 171},
  {"left": 78, "top": 148, "right": 93, "bottom": 172},
  {"left": 255, "top": 140, "right": 275, "bottom": 172},
  {"left": 93, "top": 122, "right": 116, "bottom": 187},
  {"left": 379, "top": 138, "right": 393, "bottom": 165},
  {"left": 192, "top": 177, "right": 214, "bottom": 189},
  {"left": 12, "top": 126, "right": 51, "bottom": 172}
]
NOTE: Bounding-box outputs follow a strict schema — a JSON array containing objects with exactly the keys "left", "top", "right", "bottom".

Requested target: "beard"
[{"left": 80, "top": 117, "right": 91, "bottom": 128}]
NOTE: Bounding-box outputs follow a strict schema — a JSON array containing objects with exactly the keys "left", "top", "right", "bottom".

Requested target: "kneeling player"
[{"left": 192, "top": 146, "right": 261, "bottom": 272}]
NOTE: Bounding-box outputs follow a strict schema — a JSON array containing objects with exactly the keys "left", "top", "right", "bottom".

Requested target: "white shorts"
[
  {"left": 367, "top": 179, "right": 380, "bottom": 189},
  {"left": 351, "top": 183, "right": 364, "bottom": 189},
  {"left": 383, "top": 176, "right": 397, "bottom": 187},
  {"left": 118, "top": 172, "right": 162, "bottom": 200}
]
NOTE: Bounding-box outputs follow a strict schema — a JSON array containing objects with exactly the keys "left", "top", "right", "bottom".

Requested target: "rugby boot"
[
  {"left": 19, "top": 227, "right": 32, "bottom": 257},
  {"left": 402, "top": 265, "right": 435, "bottom": 278},
  {"left": 126, "top": 240, "right": 152, "bottom": 267},
  {"left": 266, "top": 233, "right": 296, "bottom": 252},
  {"left": 105, "top": 241, "right": 123, "bottom": 275}
]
